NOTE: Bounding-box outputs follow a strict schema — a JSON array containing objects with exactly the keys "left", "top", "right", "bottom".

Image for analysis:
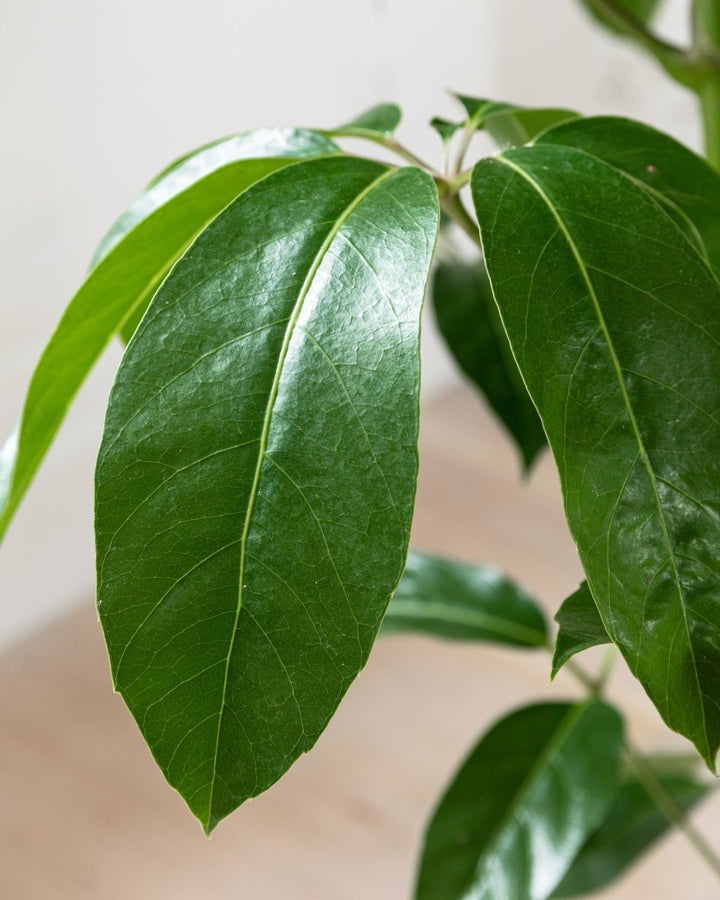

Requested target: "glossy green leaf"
[
  {"left": 553, "top": 757, "right": 709, "bottom": 897},
  {"left": 432, "top": 258, "right": 546, "bottom": 470},
  {"left": 0, "top": 129, "right": 337, "bottom": 543},
  {"left": 472, "top": 138, "right": 720, "bottom": 766},
  {"left": 552, "top": 582, "right": 610, "bottom": 678},
  {"left": 95, "top": 157, "right": 439, "bottom": 833},
  {"left": 453, "top": 94, "right": 578, "bottom": 148},
  {"left": 579, "top": 0, "right": 664, "bottom": 33},
  {"left": 537, "top": 116, "right": 720, "bottom": 274},
  {"left": 383, "top": 551, "right": 547, "bottom": 647},
  {"left": 415, "top": 701, "right": 624, "bottom": 900},
  {"left": 330, "top": 103, "right": 402, "bottom": 139}
]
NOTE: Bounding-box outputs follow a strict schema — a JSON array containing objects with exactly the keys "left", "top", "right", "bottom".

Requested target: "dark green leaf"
[
  {"left": 330, "top": 103, "right": 402, "bottom": 139},
  {"left": 537, "top": 116, "right": 720, "bottom": 275},
  {"left": 452, "top": 94, "right": 578, "bottom": 148},
  {"left": 383, "top": 551, "right": 547, "bottom": 647},
  {"left": 415, "top": 701, "right": 624, "bottom": 900},
  {"left": 95, "top": 157, "right": 439, "bottom": 833},
  {"left": 430, "top": 116, "right": 461, "bottom": 144},
  {"left": 472, "top": 140, "right": 720, "bottom": 767},
  {"left": 552, "top": 582, "right": 610, "bottom": 678},
  {"left": 553, "top": 758, "right": 709, "bottom": 897},
  {"left": 0, "top": 129, "right": 337, "bottom": 543},
  {"left": 579, "top": 0, "right": 664, "bottom": 33},
  {"left": 432, "top": 259, "right": 546, "bottom": 470}
]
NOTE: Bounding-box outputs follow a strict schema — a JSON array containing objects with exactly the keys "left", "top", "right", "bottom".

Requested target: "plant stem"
[
  {"left": 564, "top": 658, "right": 599, "bottom": 693},
  {"left": 625, "top": 742, "right": 720, "bottom": 880},
  {"left": 438, "top": 191, "right": 482, "bottom": 249}
]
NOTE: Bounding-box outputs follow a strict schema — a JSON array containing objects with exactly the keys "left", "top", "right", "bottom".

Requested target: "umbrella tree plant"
[{"left": 4, "top": 0, "right": 720, "bottom": 896}]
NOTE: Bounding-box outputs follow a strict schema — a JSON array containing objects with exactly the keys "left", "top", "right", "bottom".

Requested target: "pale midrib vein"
[
  {"left": 498, "top": 155, "right": 710, "bottom": 758},
  {"left": 385, "top": 598, "right": 544, "bottom": 644},
  {"left": 205, "top": 167, "right": 395, "bottom": 825},
  {"left": 466, "top": 702, "right": 590, "bottom": 898}
]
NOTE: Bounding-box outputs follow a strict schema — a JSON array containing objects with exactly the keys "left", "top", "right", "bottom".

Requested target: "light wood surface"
[{"left": 1, "top": 386, "right": 718, "bottom": 898}]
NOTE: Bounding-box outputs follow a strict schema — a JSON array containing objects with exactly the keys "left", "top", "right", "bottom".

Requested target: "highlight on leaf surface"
[{"left": 95, "top": 156, "right": 439, "bottom": 832}]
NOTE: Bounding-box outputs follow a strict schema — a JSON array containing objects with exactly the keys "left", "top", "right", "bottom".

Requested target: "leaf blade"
[
  {"left": 536, "top": 116, "right": 720, "bottom": 275},
  {"left": 472, "top": 141, "right": 720, "bottom": 766},
  {"left": 552, "top": 582, "right": 610, "bottom": 679},
  {"left": 552, "top": 759, "right": 709, "bottom": 897},
  {"left": 415, "top": 700, "right": 624, "bottom": 900},
  {"left": 452, "top": 94, "right": 578, "bottom": 148},
  {"left": 329, "top": 103, "right": 402, "bottom": 139},
  {"left": 95, "top": 157, "right": 439, "bottom": 832},
  {"left": 578, "top": 0, "right": 664, "bottom": 33},
  {"left": 383, "top": 551, "right": 547, "bottom": 647},
  {"left": 432, "top": 259, "right": 546, "bottom": 470}
]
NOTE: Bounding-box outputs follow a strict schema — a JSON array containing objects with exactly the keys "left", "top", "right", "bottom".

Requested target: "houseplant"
[{"left": 3, "top": 0, "right": 720, "bottom": 896}]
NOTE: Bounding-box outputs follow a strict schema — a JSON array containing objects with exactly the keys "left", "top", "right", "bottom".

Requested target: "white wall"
[{"left": 0, "top": 0, "right": 699, "bottom": 648}]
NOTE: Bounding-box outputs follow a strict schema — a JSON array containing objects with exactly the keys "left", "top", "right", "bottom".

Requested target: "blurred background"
[{"left": 1, "top": 1, "right": 717, "bottom": 898}]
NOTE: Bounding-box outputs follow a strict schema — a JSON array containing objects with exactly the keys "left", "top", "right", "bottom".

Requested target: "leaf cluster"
[{"left": 4, "top": 10, "right": 720, "bottom": 896}]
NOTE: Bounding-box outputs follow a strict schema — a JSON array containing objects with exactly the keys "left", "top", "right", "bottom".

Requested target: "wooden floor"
[{"left": 2, "top": 386, "right": 719, "bottom": 899}]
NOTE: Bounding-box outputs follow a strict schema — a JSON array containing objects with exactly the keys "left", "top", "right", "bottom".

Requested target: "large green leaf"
[
  {"left": 0, "top": 128, "right": 338, "bottom": 543},
  {"left": 383, "top": 551, "right": 547, "bottom": 647},
  {"left": 453, "top": 94, "right": 578, "bottom": 149},
  {"left": 471, "top": 137, "right": 720, "bottom": 766},
  {"left": 553, "top": 757, "right": 709, "bottom": 897},
  {"left": 415, "top": 701, "right": 623, "bottom": 900},
  {"left": 552, "top": 582, "right": 610, "bottom": 679},
  {"left": 95, "top": 157, "right": 439, "bottom": 833},
  {"left": 432, "top": 259, "right": 546, "bottom": 470},
  {"left": 537, "top": 116, "right": 720, "bottom": 274}
]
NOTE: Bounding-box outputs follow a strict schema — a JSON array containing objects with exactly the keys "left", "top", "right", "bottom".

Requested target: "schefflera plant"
[{"left": 4, "top": 3, "right": 720, "bottom": 897}]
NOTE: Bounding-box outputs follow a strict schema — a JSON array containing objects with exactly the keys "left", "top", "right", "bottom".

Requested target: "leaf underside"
[
  {"left": 432, "top": 258, "right": 546, "bottom": 470},
  {"left": 452, "top": 93, "right": 578, "bottom": 149},
  {"left": 95, "top": 156, "right": 439, "bottom": 833},
  {"left": 415, "top": 701, "right": 623, "bottom": 900},
  {"left": 472, "top": 135, "right": 720, "bottom": 767},
  {"left": 383, "top": 551, "right": 547, "bottom": 647}
]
